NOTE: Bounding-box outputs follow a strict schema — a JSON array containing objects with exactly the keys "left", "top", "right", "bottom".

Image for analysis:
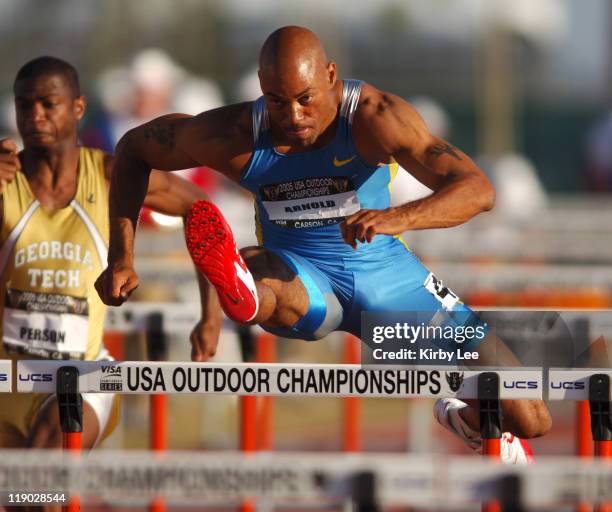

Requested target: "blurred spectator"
[
  {"left": 82, "top": 48, "right": 225, "bottom": 228},
  {"left": 392, "top": 97, "right": 548, "bottom": 225},
  {"left": 0, "top": 94, "right": 18, "bottom": 142},
  {"left": 84, "top": 48, "right": 223, "bottom": 150},
  {"left": 584, "top": 111, "right": 612, "bottom": 192},
  {"left": 486, "top": 152, "right": 548, "bottom": 221},
  {"left": 235, "top": 67, "right": 260, "bottom": 102}
]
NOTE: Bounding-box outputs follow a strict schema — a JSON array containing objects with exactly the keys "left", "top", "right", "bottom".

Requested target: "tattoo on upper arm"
[
  {"left": 428, "top": 143, "right": 462, "bottom": 161},
  {"left": 144, "top": 123, "right": 176, "bottom": 149}
]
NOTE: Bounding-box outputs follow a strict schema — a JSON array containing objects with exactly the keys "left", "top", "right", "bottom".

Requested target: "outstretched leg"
[{"left": 435, "top": 330, "right": 552, "bottom": 463}]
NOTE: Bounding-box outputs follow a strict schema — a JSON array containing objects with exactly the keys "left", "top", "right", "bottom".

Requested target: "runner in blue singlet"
[
  {"left": 241, "top": 79, "right": 469, "bottom": 341},
  {"left": 97, "top": 25, "right": 552, "bottom": 449}
]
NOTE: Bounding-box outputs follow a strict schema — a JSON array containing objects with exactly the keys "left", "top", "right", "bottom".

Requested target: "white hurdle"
[
  {"left": 0, "top": 450, "right": 608, "bottom": 509},
  {"left": 2, "top": 361, "right": 612, "bottom": 510},
  {"left": 13, "top": 360, "right": 543, "bottom": 400}
]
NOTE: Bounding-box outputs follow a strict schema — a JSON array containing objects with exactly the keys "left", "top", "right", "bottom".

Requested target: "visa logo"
[{"left": 101, "top": 365, "right": 121, "bottom": 375}]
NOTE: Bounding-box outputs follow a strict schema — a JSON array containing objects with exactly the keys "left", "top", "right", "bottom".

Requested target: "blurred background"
[{"left": 1, "top": 0, "right": 611, "bottom": 481}]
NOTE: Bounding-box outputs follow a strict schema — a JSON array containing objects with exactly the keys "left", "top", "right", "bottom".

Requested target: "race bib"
[
  {"left": 3, "top": 289, "right": 89, "bottom": 360},
  {"left": 424, "top": 273, "right": 460, "bottom": 311},
  {"left": 260, "top": 176, "right": 360, "bottom": 229}
]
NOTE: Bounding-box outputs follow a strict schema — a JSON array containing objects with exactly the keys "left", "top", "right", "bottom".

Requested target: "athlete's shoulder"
[
  {"left": 353, "top": 82, "right": 426, "bottom": 156},
  {"left": 355, "top": 82, "right": 415, "bottom": 125},
  {"left": 177, "top": 102, "right": 256, "bottom": 181}
]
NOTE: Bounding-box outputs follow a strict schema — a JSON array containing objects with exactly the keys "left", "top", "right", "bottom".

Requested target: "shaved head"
[
  {"left": 259, "top": 26, "right": 329, "bottom": 79},
  {"left": 258, "top": 26, "right": 339, "bottom": 148}
]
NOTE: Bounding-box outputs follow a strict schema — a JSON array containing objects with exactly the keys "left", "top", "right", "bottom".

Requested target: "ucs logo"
[
  {"left": 503, "top": 380, "right": 539, "bottom": 389},
  {"left": 550, "top": 381, "right": 585, "bottom": 390},
  {"left": 19, "top": 373, "right": 53, "bottom": 382},
  {"left": 445, "top": 372, "right": 464, "bottom": 392}
]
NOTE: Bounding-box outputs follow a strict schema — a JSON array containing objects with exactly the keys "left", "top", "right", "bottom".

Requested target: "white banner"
[{"left": 14, "top": 361, "right": 542, "bottom": 399}]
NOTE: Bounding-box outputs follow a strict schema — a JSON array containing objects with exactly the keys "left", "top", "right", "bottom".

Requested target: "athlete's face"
[
  {"left": 14, "top": 74, "right": 85, "bottom": 150},
  {"left": 260, "top": 59, "right": 337, "bottom": 147}
]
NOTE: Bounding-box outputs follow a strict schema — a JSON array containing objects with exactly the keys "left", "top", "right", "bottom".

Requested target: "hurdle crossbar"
[{"left": 13, "top": 361, "right": 543, "bottom": 400}]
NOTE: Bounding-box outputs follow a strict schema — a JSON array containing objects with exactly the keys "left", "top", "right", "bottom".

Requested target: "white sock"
[{"left": 433, "top": 398, "right": 482, "bottom": 452}]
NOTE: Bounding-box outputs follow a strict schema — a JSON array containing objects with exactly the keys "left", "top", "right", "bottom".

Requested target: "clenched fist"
[
  {"left": 95, "top": 263, "right": 140, "bottom": 306},
  {"left": 0, "top": 138, "right": 21, "bottom": 194}
]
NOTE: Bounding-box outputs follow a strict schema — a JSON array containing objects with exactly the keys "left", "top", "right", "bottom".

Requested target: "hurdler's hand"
[
  {"left": 190, "top": 316, "right": 222, "bottom": 362},
  {"left": 340, "top": 207, "right": 406, "bottom": 249},
  {"left": 95, "top": 263, "right": 140, "bottom": 306},
  {"left": 0, "top": 138, "right": 21, "bottom": 193}
]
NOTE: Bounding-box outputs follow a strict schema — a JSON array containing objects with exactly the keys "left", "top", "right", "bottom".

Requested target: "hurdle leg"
[
  {"left": 147, "top": 312, "right": 168, "bottom": 512},
  {"left": 150, "top": 394, "right": 168, "bottom": 453},
  {"left": 256, "top": 332, "right": 276, "bottom": 451},
  {"left": 149, "top": 393, "right": 168, "bottom": 512},
  {"left": 577, "top": 401, "right": 593, "bottom": 457},
  {"left": 479, "top": 372, "right": 502, "bottom": 512},
  {"left": 240, "top": 394, "right": 258, "bottom": 512},
  {"left": 351, "top": 472, "right": 379, "bottom": 512},
  {"left": 342, "top": 335, "right": 362, "bottom": 512},
  {"left": 57, "top": 366, "right": 82, "bottom": 512},
  {"left": 241, "top": 327, "right": 259, "bottom": 512},
  {"left": 590, "top": 375, "right": 612, "bottom": 512},
  {"left": 576, "top": 400, "right": 593, "bottom": 512},
  {"left": 343, "top": 335, "right": 362, "bottom": 453}
]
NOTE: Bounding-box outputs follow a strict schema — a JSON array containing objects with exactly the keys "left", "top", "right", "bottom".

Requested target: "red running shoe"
[{"left": 186, "top": 200, "right": 259, "bottom": 323}]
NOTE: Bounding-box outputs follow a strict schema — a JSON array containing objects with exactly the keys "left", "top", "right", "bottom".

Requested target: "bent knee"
[
  {"left": 240, "top": 246, "right": 262, "bottom": 260},
  {"left": 240, "top": 246, "right": 268, "bottom": 279},
  {"left": 240, "top": 246, "right": 295, "bottom": 282}
]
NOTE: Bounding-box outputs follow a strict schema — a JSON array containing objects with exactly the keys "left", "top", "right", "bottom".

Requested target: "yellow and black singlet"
[{"left": 0, "top": 147, "right": 109, "bottom": 360}]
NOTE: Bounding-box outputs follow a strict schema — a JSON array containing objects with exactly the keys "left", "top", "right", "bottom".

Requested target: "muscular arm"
[
  {"left": 343, "top": 88, "right": 494, "bottom": 246},
  {"left": 108, "top": 114, "right": 200, "bottom": 267},
  {"left": 378, "top": 94, "right": 494, "bottom": 229},
  {"left": 101, "top": 143, "right": 225, "bottom": 358},
  {"left": 107, "top": 105, "right": 252, "bottom": 264},
  {"left": 103, "top": 151, "right": 212, "bottom": 215}
]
